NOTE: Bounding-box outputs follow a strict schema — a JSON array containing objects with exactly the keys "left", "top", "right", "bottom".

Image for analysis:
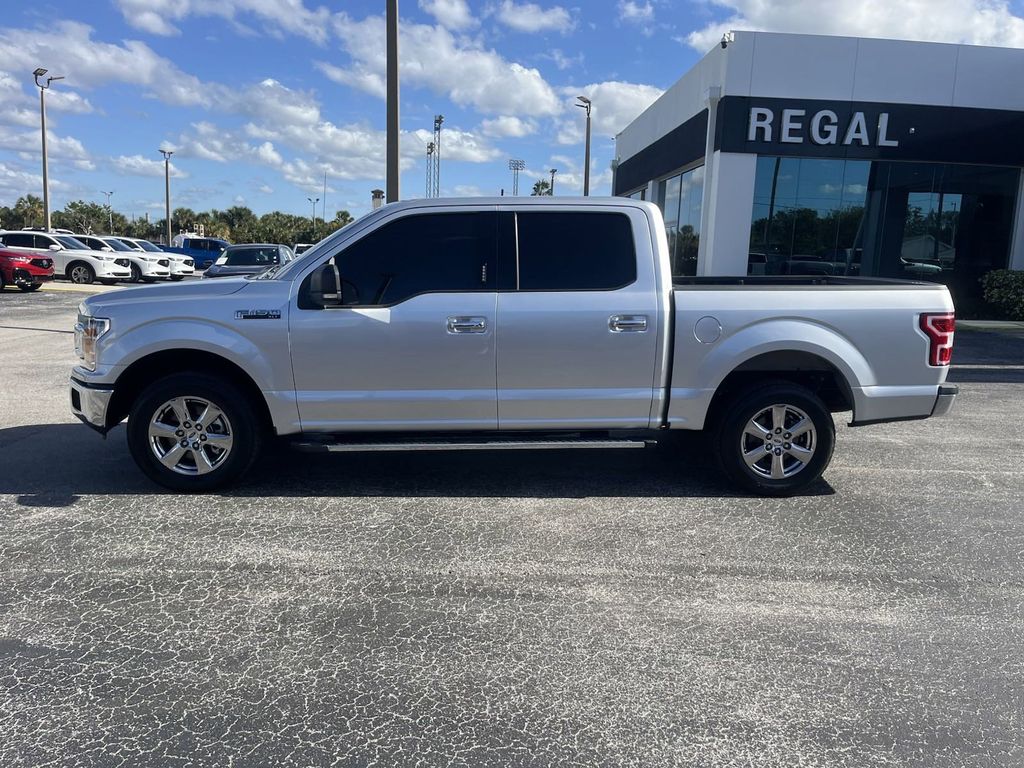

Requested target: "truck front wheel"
[
  {"left": 127, "top": 372, "right": 263, "bottom": 492},
  {"left": 713, "top": 381, "right": 835, "bottom": 497}
]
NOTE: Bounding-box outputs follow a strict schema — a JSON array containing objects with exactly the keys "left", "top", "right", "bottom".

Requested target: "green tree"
[
  {"left": 13, "top": 195, "right": 44, "bottom": 228},
  {"left": 531, "top": 179, "right": 551, "bottom": 196}
]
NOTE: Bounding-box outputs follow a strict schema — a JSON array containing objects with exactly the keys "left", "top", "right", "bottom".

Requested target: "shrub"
[{"left": 981, "top": 270, "right": 1024, "bottom": 321}]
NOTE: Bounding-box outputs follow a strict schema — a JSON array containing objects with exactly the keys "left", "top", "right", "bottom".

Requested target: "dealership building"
[{"left": 613, "top": 32, "right": 1024, "bottom": 310}]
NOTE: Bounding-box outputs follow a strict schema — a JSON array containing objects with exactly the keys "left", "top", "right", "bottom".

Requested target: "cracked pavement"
[{"left": 1, "top": 290, "right": 1022, "bottom": 766}]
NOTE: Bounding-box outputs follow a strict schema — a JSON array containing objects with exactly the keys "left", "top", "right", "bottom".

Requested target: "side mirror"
[
  {"left": 307, "top": 263, "right": 341, "bottom": 308},
  {"left": 48, "top": 244, "right": 61, "bottom": 251}
]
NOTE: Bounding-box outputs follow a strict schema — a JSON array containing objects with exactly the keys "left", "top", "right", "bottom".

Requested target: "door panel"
[
  {"left": 496, "top": 208, "right": 662, "bottom": 430},
  {"left": 290, "top": 293, "right": 497, "bottom": 431}
]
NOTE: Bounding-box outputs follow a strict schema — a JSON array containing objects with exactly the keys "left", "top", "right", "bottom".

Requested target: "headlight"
[
  {"left": 74, "top": 315, "right": 110, "bottom": 371},
  {"left": 10, "top": 255, "right": 31, "bottom": 264}
]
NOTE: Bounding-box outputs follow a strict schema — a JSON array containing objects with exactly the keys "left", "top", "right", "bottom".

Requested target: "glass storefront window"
[
  {"left": 656, "top": 165, "right": 703, "bottom": 276},
  {"left": 748, "top": 157, "right": 869, "bottom": 276}
]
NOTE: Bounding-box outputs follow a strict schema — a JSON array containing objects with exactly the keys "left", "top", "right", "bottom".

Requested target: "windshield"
[
  {"left": 219, "top": 246, "right": 280, "bottom": 266},
  {"left": 135, "top": 240, "right": 164, "bottom": 252},
  {"left": 101, "top": 238, "right": 133, "bottom": 252},
  {"left": 56, "top": 236, "right": 90, "bottom": 250}
]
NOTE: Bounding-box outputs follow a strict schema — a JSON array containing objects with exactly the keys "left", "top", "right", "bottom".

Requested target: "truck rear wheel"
[
  {"left": 126, "top": 372, "right": 263, "bottom": 492},
  {"left": 712, "top": 381, "right": 835, "bottom": 497}
]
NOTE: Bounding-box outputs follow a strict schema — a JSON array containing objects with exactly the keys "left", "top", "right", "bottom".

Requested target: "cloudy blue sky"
[{"left": 2, "top": 0, "right": 1024, "bottom": 220}]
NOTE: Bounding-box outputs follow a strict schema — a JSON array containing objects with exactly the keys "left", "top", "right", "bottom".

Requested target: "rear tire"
[
  {"left": 712, "top": 380, "right": 835, "bottom": 497},
  {"left": 67, "top": 262, "right": 95, "bottom": 284},
  {"left": 126, "top": 372, "right": 263, "bottom": 492}
]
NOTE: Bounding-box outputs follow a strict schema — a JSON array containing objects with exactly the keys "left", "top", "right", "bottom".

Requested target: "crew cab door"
[
  {"left": 289, "top": 209, "right": 499, "bottom": 431},
  {"left": 496, "top": 207, "right": 662, "bottom": 430}
]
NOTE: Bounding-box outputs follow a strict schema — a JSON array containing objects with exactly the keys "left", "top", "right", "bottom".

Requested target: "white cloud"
[
  {"left": 111, "top": 154, "right": 187, "bottom": 178},
  {"left": 329, "top": 13, "right": 562, "bottom": 116},
  {"left": 494, "top": 1, "right": 575, "bottom": 33},
  {"left": 618, "top": 0, "right": 655, "bottom": 34},
  {"left": 556, "top": 81, "right": 663, "bottom": 144},
  {"left": 409, "top": 127, "right": 502, "bottom": 163},
  {"left": 684, "top": 0, "right": 1024, "bottom": 51},
  {"left": 481, "top": 115, "right": 537, "bottom": 137},
  {"left": 418, "top": 0, "right": 476, "bottom": 29},
  {"left": 258, "top": 184, "right": 274, "bottom": 194},
  {"left": 112, "top": 0, "right": 332, "bottom": 44}
]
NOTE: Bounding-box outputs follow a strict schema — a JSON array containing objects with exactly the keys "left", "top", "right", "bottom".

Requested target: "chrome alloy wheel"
[
  {"left": 740, "top": 403, "right": 817, "bottom": 480},
  {"left": 69, "top": 264, "right": 92, "bottom": 284},
  {"left": 148, "top": 396, "right": 233, "bottom": 476}
]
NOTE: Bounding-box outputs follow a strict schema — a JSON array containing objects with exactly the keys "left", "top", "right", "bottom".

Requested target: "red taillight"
[{"left": 920, "top": 313, "right": 955, "bottom": 366}]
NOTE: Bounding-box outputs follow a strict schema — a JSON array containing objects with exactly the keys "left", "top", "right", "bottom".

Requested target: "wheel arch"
[{"left": 106, "top": 348, "right": 274, "bottom": 433}]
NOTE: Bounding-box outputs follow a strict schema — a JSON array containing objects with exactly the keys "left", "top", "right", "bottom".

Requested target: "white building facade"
[{"left": 614, "top": 32, "right": 1024, "bottom": 312}]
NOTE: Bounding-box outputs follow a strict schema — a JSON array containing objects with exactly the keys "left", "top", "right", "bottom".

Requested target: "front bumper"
[
  {"left": 70, "top": 376, "right": 114, "bottom": 434},
  {"left": 12, "top": 268, "right": 53, "bottom": 286},
  {"left": 97, "top": 268, "right": 132, "bottom": 280}
]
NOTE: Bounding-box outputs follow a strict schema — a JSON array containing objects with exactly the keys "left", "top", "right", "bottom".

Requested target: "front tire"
[
  {"left": 67, "top": 262, "right": 95, "bottom": 284},
  {"left": 129, "top": 263, "right": 143, "bottom": 283},
  {"left": 169, "top": 275, "right": 185, "bottom": 282},
  {"left": 127, "top": 373, "right": 263, "bottom": 492},
  {"left": 18, "top": 283, "right": 42, "bottom": 292},
  {"left": 712, "top": 381, "right": 835, "bottom": 496}
]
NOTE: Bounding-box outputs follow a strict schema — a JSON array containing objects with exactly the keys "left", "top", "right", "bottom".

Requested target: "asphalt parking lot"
[{"left": 1, "top": 286, "right": 1022, "bottom": 767}]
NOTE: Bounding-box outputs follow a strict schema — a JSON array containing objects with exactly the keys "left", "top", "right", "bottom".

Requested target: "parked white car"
[
  {"left": 115, "top": 237, "right": 194, "bottom": 281},
  {"left": 75, "top": 235, "right": 170, "bottom": 283},
  {"left": 0, "top": 231, "right": 131, "bottom": 284}
]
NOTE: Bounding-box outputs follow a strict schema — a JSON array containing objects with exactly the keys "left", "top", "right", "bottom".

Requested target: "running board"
[{"left": 291, "top": 438, "right": 650, "bottom": 453}]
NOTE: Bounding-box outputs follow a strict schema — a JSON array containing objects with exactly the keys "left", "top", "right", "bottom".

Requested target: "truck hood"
[{"left": 82, "top": 276, "right": 250, "bottom": 314}]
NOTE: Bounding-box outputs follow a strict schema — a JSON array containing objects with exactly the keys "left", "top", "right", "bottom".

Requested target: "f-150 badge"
[{"left": 235, "top": 309, "right": 282, "bottom": 320}]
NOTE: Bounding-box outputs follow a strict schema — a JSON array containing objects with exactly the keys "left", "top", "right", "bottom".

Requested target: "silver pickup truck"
[{"left": 71, "top": 198, "right": 958, "bottom": 496}]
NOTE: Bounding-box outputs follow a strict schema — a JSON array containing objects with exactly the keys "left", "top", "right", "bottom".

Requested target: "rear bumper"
[
  {"left": 70, "top": 376, "right": 114, "bottom": 434},
  {"left": 930, "top": 384, "right": 959, "bottom": 417},
  {"left": 849, "top": 383, "right": 958, "bottom": 427}
]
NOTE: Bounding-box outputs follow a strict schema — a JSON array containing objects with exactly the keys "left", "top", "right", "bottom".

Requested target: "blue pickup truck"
[{"left": 166, "top": 235, "right": 229, "bottom": 270}]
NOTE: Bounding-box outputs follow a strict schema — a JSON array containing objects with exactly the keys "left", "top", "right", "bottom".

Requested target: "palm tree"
[
  {"left": 14, "top": 195, "right": 44, "bottom": 228},
  {"left": 531, "top": 179, "right": 551, "bottom": 196}
]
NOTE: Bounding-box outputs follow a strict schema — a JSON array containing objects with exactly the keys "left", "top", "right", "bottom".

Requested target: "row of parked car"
[{"left": 0, "top": 228, "right": 298, "bottom": 292}]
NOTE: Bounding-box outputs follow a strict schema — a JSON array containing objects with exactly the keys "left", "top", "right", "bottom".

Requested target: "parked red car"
[{"left": 0, "top": 248, "right": 54, "bottom": 292}]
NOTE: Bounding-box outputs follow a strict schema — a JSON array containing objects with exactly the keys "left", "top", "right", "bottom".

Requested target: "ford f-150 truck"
[{"left": 70, "top": 198, "right": 958, "bottom": 496}]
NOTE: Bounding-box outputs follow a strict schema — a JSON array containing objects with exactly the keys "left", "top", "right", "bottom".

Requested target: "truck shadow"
[{"left": 0, "top": 424, "right": 836, "bottom": 502}]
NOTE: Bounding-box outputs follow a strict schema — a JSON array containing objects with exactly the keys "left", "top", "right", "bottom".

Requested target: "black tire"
[
  {"left": 712, "top": 380, "right": 835, "bottom": 497},
  {"left": 18, "top": 283, "right": 42, "bottom": 292},
  {"left": 169, "top": 275, "right": 185, "bottom": 282},
  {"left": 129, "top": 263, "right": 143, "bottom": 283},
  {"left": 67, "top": 262, "right": 95, "bottom": 284},
  {"left": 0, "top": 271, "right": 6, "bottom": 291},
  {"left": 126, "top": 372, "right": 264, "bottom": 492}
]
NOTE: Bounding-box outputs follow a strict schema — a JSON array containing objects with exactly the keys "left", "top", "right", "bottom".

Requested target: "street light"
[
  {"left": 386, "top": 0, "right": 400, "bottom": 203},
  {"left": 576, "top": 95, "right": 592, "bottom": 196},
  {"left": 33, "top": 67, "right": 64, "bottom": 232},
  {"left": 549, "top": 168, "right": 557, "bottom": 196},
  {"left": 308, "top": 197, "right": 320, "bottom": 240},
  {"left": 159, "top": 149, "right": 174, "bottom": 246},
  {"left": 101, "top": 190, "right": 114, "bottom": 232}
]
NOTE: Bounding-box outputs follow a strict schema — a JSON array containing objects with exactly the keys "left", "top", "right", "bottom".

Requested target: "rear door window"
[
  {"left": 3, "top": 233, "right": 34, "bottom": 248},
  {"left": 515, "top": 212, "right": 637, "bottom": 291}
]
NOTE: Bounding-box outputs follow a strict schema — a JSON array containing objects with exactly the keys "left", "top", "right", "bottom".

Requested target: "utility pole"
[
  {"left": 308, "top": 197, "right": 320, "bottom": 240},
  {"left": 33, "top": 68, "right": 63, "bottom": 232},
  {"left": 159, "top": 149, "right": 174, "bottom": 245},
  {"left": 426, "top": 142, "right": 435, "bottom": 197},
  {"left": 432, "top": 114, "right": 444, "bottom": 197},
  {"left": 549, "top": 168, "right": 557, "bottom": 196},
  {"left": 508, "top": 159, "right": 525, "bottom": 196},
  {"left": 101, "top": 191, "right": 114, "bottom": 232},
  {"left": 386, "top": 0, "right": 400, "bottom": 203},
  {"left": 576, "top": 96, "right": 592, "bottom": 196}
]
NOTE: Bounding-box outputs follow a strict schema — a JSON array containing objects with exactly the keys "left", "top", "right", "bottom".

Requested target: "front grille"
[
  {"left": 114, "top": 258, "right": 130, "bottom": 267},
  {"left": 30, "top": 258, "right": 52, "bottom": 269},
  {"left": 158, "top": 259, "right": 169, "bottom": 267}
]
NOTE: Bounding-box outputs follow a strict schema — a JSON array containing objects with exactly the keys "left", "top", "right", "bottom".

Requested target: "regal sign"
[{"left": 747, "top": 107, "right": 899, "bottom": 147}]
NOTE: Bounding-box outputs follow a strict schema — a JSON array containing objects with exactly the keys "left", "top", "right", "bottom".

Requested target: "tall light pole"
[
  {"left": 101, "top": 190, "right": 114, "bottom": 232},
  {"left": 308, "top": 197, "right": 320, "bottom": 240},
  {"left": 549, "top": 169, "right": 557, "bottom": 196},
  {"left": 33, "top": 68, "right": 63, "bottom": 232},
  {"left": 508, "top": 159, "right": 525, "bottom": 196},
  {"left": 386, "top": 0, "right": 400, "bottom": 203},
  {"left": 576, "top": 96, "right": 592, "bottom": 196},
  {"left": 159, "top": 149, "right": 174, "bottom": 245}
]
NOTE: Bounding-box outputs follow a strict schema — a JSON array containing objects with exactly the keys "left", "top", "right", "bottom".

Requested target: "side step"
[{"left": 292, "top": 438, "right": 651, "bottom": 453}]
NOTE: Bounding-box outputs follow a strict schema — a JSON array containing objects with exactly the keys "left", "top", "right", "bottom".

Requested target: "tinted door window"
[
  {"left": 3, "top": 233, "right": 34, "bottom": 248},
  {"left": 335, "top": 212, "right": 496, "bottom": 306},
  {"left": 516, "top": 212, "right": 636, "bottom": 290}
]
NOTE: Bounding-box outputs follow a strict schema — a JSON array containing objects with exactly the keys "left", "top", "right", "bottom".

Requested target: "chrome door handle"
[
  {"left": 609, "top": 314, "right": 648, "bottom": 333},
  {"left": 447, "top": 316, "right": 488, "bottom": 334}
]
